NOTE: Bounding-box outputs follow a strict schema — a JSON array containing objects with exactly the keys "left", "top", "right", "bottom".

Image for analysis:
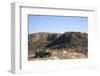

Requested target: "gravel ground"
[{"left": 28, "top": 50, "right": 87, "bottom": 61}]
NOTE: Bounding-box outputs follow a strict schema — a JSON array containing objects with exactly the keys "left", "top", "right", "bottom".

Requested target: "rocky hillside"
[
  {"left": 29, "top": 32, "right": 61, "bottom": 42},
  {"left": 28, "top": 32, "right": 61, "bottom": 52},
  {"left": 28, "top": 32, "right": 88, "bottom": 54},
  {"left": 47, "top": 32, "right": 88, "bottom": 48}
]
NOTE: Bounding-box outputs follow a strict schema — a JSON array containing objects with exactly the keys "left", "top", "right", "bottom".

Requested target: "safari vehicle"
[{"left": 34, "top": 49, "right": 51, "bottom": 58}]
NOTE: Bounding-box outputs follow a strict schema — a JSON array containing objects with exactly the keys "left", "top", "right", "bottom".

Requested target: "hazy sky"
[{"left": 28, "top": 15, "right": 88, "bottom": 34}]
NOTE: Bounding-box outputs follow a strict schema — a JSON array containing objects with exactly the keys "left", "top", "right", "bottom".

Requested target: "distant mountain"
[
  {"left": 28, "top": 32, "right": 61, "bottom": 52},
  {"left": 47, "top": 32, "right": 88, "bottom": 49},
  {"left": 29, "top": 32, "right": 61, "bottom": 42},
  {"left": 28, "top": 32, "right": 88, "bottom": 54}
]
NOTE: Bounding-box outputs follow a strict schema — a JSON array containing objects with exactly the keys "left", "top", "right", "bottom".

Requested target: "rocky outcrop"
[
  {"left": 28, "top": 32, "right": 61, "bottom": 52},
  {"left": 29, "top": 32, "right": 61, "bottom": 42},
  {"left": 47, "top": 32, "right": 88, "bottom": 48}
]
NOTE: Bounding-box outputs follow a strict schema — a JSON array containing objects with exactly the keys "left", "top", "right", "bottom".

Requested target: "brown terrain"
[{"left": 28, "top": 32, "right": 88, "bottom": 61}]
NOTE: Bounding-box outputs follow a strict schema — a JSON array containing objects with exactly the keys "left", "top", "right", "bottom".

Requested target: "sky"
[{"left": 28, "top": 15, "right": 88, "bottom": 34}]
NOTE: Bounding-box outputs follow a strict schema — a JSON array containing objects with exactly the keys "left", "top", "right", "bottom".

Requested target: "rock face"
[
  {"left": 28, "top": 32, "right": 88, "bottom": 55},
  {"left": 28, "top": 32, "right": 61, "bottom": 52},
  {"left": 29, "top": 32, "right": 61, "bottom": 42},
  {"left": 47, "top": 32, "right": 88, "bottom": 48}
]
